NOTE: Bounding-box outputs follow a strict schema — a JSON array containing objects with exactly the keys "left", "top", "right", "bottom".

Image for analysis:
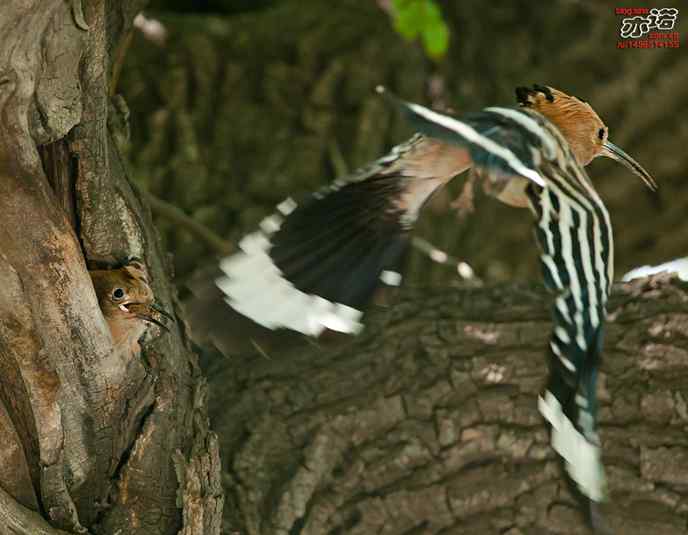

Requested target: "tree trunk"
[
  {"left": 0, "top": 2, "right": 221, "bottom": 534},
  {"left": 208, "top": 277, "right": 688, "bottom": 535}
]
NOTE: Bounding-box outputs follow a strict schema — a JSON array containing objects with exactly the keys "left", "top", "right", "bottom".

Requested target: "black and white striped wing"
[
  {"left": 380, "top": 94, "right": 552, "bottom": 190},
  {"left": 213, "top": 135, "right": 470, "bottom": 337},
  {"left": 217, "top": 175, "right": 408, "bottom": 336},
  {"left": 526, "top": 161, "right": 613, "bottom": 503}
]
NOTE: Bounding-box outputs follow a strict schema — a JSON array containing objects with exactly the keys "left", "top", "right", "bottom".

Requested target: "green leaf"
[
  {"left": 392, "top": 0, "right": 424, "bottom": 40},
  {"left": 389, "top": 0, "right": 450, "bottom": 59},
  {"left": 421, "top": 19, "right": 449, "bottom": 59},
  {"left": 419, "top": 0, "right": 442, "bottom": 25}
]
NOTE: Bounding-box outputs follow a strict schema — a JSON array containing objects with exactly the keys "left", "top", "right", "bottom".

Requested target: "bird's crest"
[{"left": 516, "top": 84, "right": 606, "bottom": 166}]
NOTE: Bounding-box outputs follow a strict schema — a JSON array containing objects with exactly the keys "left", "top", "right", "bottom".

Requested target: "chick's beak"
[
  {"left": 127, "top": 302, "right": 173, "bottom": 332},
  {"left": 601, "top": 141, "right": 658, "bottom": 191}
]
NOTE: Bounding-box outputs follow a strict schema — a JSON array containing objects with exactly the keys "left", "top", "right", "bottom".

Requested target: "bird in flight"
[{"left": 200, "top": 84, "right": 657, "bottom": 525}]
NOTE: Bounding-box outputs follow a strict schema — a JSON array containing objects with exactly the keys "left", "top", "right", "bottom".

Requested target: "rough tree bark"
[
  {"left": 0, "top": 2, "right": 221, "bottom": 534},
  {"left": 208, "top": 277, "right": 688, "bottom": 535}
]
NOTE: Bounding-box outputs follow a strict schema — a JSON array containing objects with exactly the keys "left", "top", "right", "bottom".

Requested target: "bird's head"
[
  {"left": 90, "top": 261, "right": 172, "bottom": 345},
  {"left": 516, "top": 84, "right": 657, "bottom": 190}
]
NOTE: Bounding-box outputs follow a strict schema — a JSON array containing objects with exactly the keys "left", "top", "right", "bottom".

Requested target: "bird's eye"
[
  {"left": 112, "top": 288, "right": 125, "bottom": 300},
  {"left": 597, "top": 128, "right": 605, "bottom": 140}
]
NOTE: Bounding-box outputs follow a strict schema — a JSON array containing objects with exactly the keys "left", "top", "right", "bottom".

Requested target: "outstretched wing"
[
  {"left": 204, "top": 135, "right": 471, "bottom": 338},
  {"left": 394, "top": 95, "right": 613, "bottom": 503}
]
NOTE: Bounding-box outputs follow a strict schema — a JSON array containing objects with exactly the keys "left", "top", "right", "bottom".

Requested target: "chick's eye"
[
  {"left": 112, "top": 288, "right": 125, "bottom": 300},
  {"left": 598, "top": 128, "right": 605, "bottom": 140}
]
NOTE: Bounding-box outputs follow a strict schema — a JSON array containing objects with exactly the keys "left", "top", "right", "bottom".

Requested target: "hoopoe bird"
[
  {"left": 90, "top": 261, "right": 172, "bottom": 353},
  {"left": 199, "top": 85, "right": 656, "bottom": 519}
]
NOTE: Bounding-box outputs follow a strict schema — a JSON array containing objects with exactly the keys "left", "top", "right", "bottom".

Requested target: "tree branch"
[{"left": 144, "top": 191, "right": 233, "bottom": 256}]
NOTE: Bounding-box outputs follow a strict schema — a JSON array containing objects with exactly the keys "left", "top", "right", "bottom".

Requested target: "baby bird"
[{"left": 90, "top": 261, "right": 171, "bottom": 354}]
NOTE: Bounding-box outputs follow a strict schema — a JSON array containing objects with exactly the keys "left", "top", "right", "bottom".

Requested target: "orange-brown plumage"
[{"left": 518, "top": 86, "right": 606, "bottom": 166}]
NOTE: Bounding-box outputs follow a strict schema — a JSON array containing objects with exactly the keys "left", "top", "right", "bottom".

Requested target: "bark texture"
[
  {"left": 207, "top": 277, "right": 688, "bottom": 535},
  {"left": 0, "top": 2, "right": 221, "bottom": 534}
]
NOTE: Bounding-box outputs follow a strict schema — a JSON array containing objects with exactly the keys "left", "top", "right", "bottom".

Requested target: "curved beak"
[
  {"left": 127, "top": 302, "right": 173, "bottom": 333},
  {"left": 601, "top": 141, "right": 657, "bottom": 191}
]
